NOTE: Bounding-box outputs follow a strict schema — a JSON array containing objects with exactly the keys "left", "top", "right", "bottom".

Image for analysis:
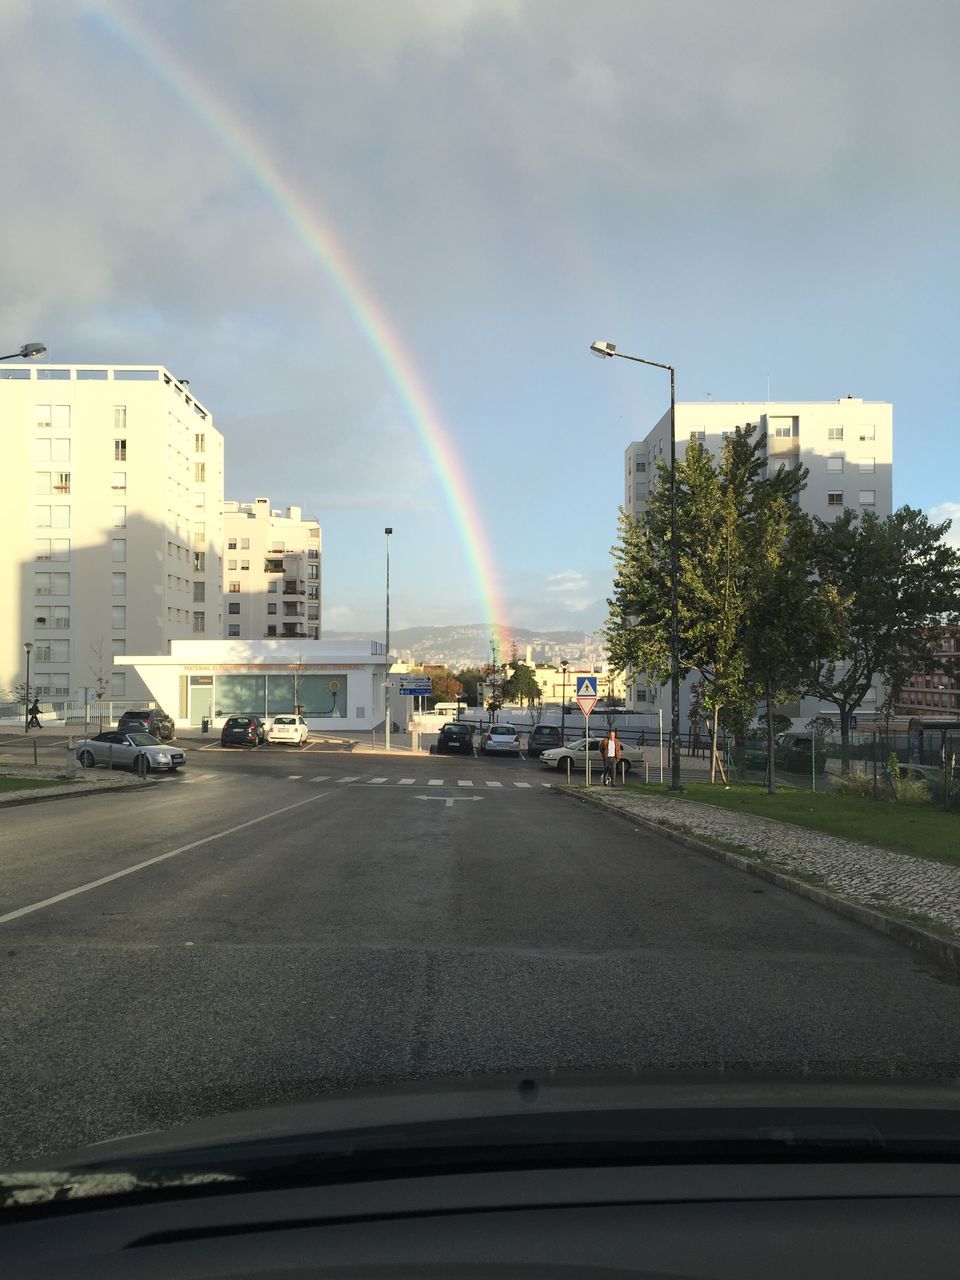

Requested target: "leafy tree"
[
  {"left": 455, "top": 666, "right": 485, "bottom": 707},
  {"left": 503, "top": 661, "right": 541, "bottom": 707},
  {"left": 429, "top": 668, "right": 462, "bottom": 706},
  {"left": 809, "top": 506, "right": 960, "bottom": 773}
]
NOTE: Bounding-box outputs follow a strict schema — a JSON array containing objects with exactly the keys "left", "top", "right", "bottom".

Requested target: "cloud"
[
  {"left": 929, "top": 503, "right": 960, "bottom": 549},
  {"left": 545, "top": 570, "right": 590, "bottom": 593},
  {"left": 322, "top": 604, "right": 356, "bottom": 630}
]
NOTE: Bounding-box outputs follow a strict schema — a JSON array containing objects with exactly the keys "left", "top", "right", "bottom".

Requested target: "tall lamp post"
[
  {"left": 559, "top": 658, "right": 569, "bottom": 745},
  {"left": 1, "top": 342, "right": 46, "bottom": 362},
  {"left": 23, "top": 642, "right": 33, "bottom": 735},
  {"left": 384, "top": 527, "right": 392, "bottom": 752},
  {"left": 590, "top": 339, "right": 682, "bottom": 792}
]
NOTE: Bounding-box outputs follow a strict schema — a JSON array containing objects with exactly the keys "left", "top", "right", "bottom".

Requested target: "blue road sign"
[{"left": 575, "top": 675, "right": 598, "bottom": 699}]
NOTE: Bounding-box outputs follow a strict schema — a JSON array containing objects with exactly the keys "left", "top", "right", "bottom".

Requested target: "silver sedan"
[{"left": 75, "top": 730, "right": 186, "bottom": 773}]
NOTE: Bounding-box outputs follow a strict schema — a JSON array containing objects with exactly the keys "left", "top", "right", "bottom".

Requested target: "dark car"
[
  {"left": 527, "top": 724, "right": 563, "bottom": 758},
  {"left": 220, "top": 715, "right": 266, "bottom": 747},
  {"left": 435, "top": 722, "right": 475, "bottom": 754},
  {"left": 117, "top": 707, "right": 175, "bottom": 741}
]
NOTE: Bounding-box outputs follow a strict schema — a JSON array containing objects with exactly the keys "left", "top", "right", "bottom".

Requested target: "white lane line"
[
  {"left": 457, "top": 780, "right": 474, "bottom": 787},
  {"left": 369, "top": 777, "right": 388, "bottom": 784},
  {"left": 398, "top": 778, "right": 415, "bottom": 785},
  {"left": 286, "top": 775, "right": 304, "bottom": 780},
  {"left": 485, "top": 780, "right": 503, "bottom": 788},
  {"left": 541, "top": 782, "right": 551, "bottom": 787},
  {"left": 514, "top": 781, "right": 532, "bottom": 788},
  {"left": 0, "top": 792, "right": 335, "bottom": 926},
  {"left": 338, "top": 775, "right": 362, "bottom": 783},
  {"left": 428, "top": 778, "right": 443, "bottom": 786},
  {"left": 310, "top": 775, "right": 331, "bottom": 783}
]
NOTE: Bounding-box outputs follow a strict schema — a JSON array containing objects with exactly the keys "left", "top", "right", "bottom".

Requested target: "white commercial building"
[
  {"left": 222, "top": 499, "right": 321, "bottom": 641},
  {"left": 0, "top": 363, "right": 224, "bottom": 705},
  {"left": 623, "top": 398, "right": 894, "bottom": 724},
  {"left": 118, "top": 639, "right": 388, "bottom": 732}
]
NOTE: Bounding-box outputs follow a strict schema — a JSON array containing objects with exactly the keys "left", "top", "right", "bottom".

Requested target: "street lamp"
[
  {"left": 590, "top": 339, "right": 682, "bottom": 791},
  {"left": 384, "top": 528, "right": 393, "bottom": 752},
  {"left": 23, "top": 641, "right": 33, "bottom": 735},
  {"left": 560, "top": 658, "right": 569, "bottom": 745},
  {"left": 1, "top": 342, "right": 46, "bottom": 361}
]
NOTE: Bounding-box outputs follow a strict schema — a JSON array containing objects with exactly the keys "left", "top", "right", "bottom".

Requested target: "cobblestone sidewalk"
[{"left": 577, "top": 787, "right": 960, "bottom": 938}]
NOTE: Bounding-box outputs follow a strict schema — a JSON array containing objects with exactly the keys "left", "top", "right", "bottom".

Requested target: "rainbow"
[{"left": 89, "top": 1, "right": 509, "bottom": 653}]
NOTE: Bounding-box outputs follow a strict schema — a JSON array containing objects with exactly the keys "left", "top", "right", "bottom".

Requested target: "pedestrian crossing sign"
[{"left": 576, "top": 676, "right": 598, "bottom": 699}]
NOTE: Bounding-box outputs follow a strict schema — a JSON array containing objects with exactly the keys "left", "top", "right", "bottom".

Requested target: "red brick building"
[{"left": 895, "top": 625, "right": 959, "bottom": 715}]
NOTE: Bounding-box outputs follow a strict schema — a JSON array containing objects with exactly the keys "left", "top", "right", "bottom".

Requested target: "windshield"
[{"left": 2, "top": 0, "right": 959, "bottom": 1195}]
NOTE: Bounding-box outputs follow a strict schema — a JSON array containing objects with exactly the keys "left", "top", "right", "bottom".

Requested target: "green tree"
[
  {"left": 503, "top": 661, "right": 541, "bottom": 707},
  {"left": 429, "top": 668, "right": 462, "bottom": 706},
  {"left": 809, "top": 506, "right": 960, "bottom": 772},
  {"left": 455, "top": 666, "right": 485, "bottom": 707}
]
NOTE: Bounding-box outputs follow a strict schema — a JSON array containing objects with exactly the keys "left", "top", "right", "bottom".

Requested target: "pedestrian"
[
  {"left": 27, "top": 698, "right": 41, "bottom": 729},
  {"left": 601, "top": 726, "right": 622, "bottom": 787}
]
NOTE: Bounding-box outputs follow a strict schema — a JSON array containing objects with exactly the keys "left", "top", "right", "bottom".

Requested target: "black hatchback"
[
  {"left": 527, "top": 724, "right": 563, "bottom": 758},
  {"left": 436, "top": 722, "right": 475, "bottom": 754},
  {"left": 117, "top": 707, "right": 176, "bottom": 741},
  {"left": 220, "top": 715, "right": 266, "bottom": 747}
]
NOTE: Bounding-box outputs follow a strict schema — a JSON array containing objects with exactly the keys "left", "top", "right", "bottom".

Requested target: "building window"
[
  {"left": 52, "top": 437, "right": 70, "bottom": 461},
  {"left": 690, "top": 429, "right": 706, "bottom": 442},
  {"left": 112, "top": 572, "right": 126, "bottom": 596},
  {"left": 774, "top": 424, "right": 792, "bottom": 438},
  {"left": 267, "top": 602, "right": 277, "bottom": 615},
  {"left": 827, "top": 456, "right": 843, "bottom": 473},
  {"left": 228, "top": 602, "right": 240, "bottom": 614},
  {"left": 111, "top": 538, "right": 126, "bottom": 562},
  {"left": 860, "top": 457, "right": 875, "bottom": 473},
  {"left": 52, "top": 505, "right": 69, "bottom": 528},
  {"left": 110, "top": 672, "right": 126, "bottom": 698},
  {"left": 240, "top": 538, "right": 250, "bottom": 549},
  {"left": 195, "top": 432, "right": 205, "bottom": 453},
  {"left": 35, "top": 506, "right": 52, "bottom": 527},
  {"left": 34, "top": 438, "right": 51, "bottom": 461},
  {"left": 228, "top": 624, "right": 241, "bottom": 637},
  {"left": 193, "top": 551, "right": 205, "bottom": 572},
  {"left": 827, "top": 492, "right": 844, "bottom": 507},
  {"left": 114, "top": 406, "right": 126, "bottom": 431},
  {"left": 111, "top": 605, "right": 125, "bottom": 629},
  {"left": 193, "top": 611, "right": 205, "bottom": 633},
  {"left": 35, "top": 473, "right": 51, "bottom": 495},
  {"left": 827, "top": 426, "right": 843, "bottom": 441},
  {"left": 266, "top": 625, "right": 277, "bottom": 637},
  {"left": 228, "top": 581, "right": 240, "bottom": 593},
  {"left": 35, "top": 539, "right": 51, "bottom": 560},
  {"left": 859, "top": 490, "right": 876, "bottom": 506},
  {"left": 307, "top": 564, "right": 318, "bottom": 580},
  {"left": 52, "top": 472, "right": 70, "bottom": 494},
  {"left": 112, "top": 472, "right": 126, "bottom": 490},
  {"left": 227, "top": 538, "right": 237, "bottom": 550},
  {"left": 114, "top": 439, "right": 126, "bottom": 461},
  {"left": 193, "top": 581, "right": 205, "bottom": 602},
  {"left": 227, "top": 558, "right": 237, "bottom": 570},
  {"left": 112, "top": 639, "right": 126, "bottom": 657},
  {"left": 194, "top": 461, "right": 205, "bottom": 482},
  {"left": 240, "top": 559, "right": 250, "bottom": 571},
  {"left": 859, "top": 424, "right": 875, "bottom": 441},
  {"left": 267, "top": 581, "right": 278, "bottom": 594}
]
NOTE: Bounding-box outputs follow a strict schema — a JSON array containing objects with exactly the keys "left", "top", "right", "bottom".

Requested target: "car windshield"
[{"left": 3, "top": 0, "right": 959, "bottom": 1201}]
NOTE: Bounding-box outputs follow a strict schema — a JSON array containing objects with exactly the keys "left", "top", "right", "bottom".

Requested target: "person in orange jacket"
[{"left": 600, "top": 726, "right": 622, "bottom": 787}]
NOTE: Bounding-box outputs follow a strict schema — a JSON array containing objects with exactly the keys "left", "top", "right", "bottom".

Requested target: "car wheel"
[
  {"left": 79, "top": 750, "right": 96, "bottom": 768},
  {"left": 556, "top": 758, "right": 568, "bottom": 770},
  {"left": 169, "top": 767, "right": 180, "bottom": 774}
]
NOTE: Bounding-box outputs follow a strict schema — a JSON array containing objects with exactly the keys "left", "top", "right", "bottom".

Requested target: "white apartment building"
[
  {"left": 0, "top": 364, "right": 224, "bottom": 705},
  {"left": 222, "top": 499, "right": 321, "bottom": 641},
  {"left": 622, "top": 398, "right": 894, "bottom": 723}
]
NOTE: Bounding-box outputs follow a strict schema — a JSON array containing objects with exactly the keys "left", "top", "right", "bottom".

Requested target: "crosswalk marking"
[
  {"left": 398, "top": 778, "right": 415, "bottom": 785},
  {"left": 513, "top": 781, "right": 532, "bottom": 788},
  {"left": 457, "top": 780, "right": 474, "bottom": 787},
  {"left": 286, "top": 775, "right": 304, "bottom": 780},
  {"left": 310, "top": 775, "right": 331, "bottom": 782},
  {"left": 428, "top": 778, "right": 443, "bottom": 786},
  {"left": 485, "top": 780, "right": 503, "bottom": 788},
  {"left": 338, "top": 775, "right": 361, "bottom": 783},
  {"left": 369, "top": 777, "right": 388, "bottom": 784}
]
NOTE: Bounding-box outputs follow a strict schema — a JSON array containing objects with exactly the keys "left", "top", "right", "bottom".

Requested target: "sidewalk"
[{"left": 558, "top": 784, "right": 960, "bottom": 973}]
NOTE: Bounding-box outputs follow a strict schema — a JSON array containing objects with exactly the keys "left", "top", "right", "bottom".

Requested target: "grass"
[
  {"left": 621, "top": 780, "right": 960, "bottom": 867},
  {"left": 0, "top": 775, "right": 72, "bottom": 793}
]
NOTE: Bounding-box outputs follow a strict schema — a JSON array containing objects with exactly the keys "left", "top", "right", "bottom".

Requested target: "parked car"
[
  {"left": 76, "top": 730, "right": 185, "bottom": 773},
  {"left": 539, "top": 736, "right": 645, "bottom": 775},
  {"left": 480, "top": 723, "right": 522, "bottom": 757},
  {"left": 220, "top": 715, "right": 266, "bottom": 747},
  {"left": 267, "top": 714, "right": 309, "bottom": 746},
  {"left": 527, "top": 724, "right": 563, "bottom": 758},
  {"left": 117, "top": 707, "right": 175, "bottom": 741},
  {"left": 775, "top": 733, "right": 827, "bottom": 776},
  {"left": 435, "top": 722, "right": 475, "bottom": 754}
]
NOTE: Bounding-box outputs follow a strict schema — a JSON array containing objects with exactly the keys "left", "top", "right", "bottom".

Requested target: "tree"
[
  {"left": 601, "top": 695, "right": 624, "bottom": 728},
  {"left": 808, "top": 506, "right": 960, "bottom": 773},
  {"left": 456, "top": 667, "right": 485, "bottom": 707},
  {"left": 606, "top": 424, "right": 808, "bottom": 783},
  {"left": 503, "top": 661, "right": 541, "bottom": 708},
  {"left": 89, "top": 638, "right": 110, "bottom": 702},
  {"left": 430, "top": 668, "right": 462, "bottom": 706}
]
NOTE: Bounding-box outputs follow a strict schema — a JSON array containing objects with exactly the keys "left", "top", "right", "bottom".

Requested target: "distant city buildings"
[
  {"left": 894, "top": 626, "right": 959, "bottom": 718},
  {"left": 223, "top": 499, "right": 321, "bottom": 641}
]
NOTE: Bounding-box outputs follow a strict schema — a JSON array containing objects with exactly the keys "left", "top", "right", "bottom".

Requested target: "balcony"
[
  {"left": 283, "top": 602, "right": 305, "bottom": 618},
  {"left": 264, "top": 559, "right": 284, "bottom": 574},
  {"left": 282, "top": 624, "right": 307, "bottom": 638},
  {"left": 282, "top": 579, "right": 305, "bottom": 596}
]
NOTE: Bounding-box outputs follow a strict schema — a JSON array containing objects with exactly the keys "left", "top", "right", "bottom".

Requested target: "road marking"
[
  {"left": 485, "top": 780, "right": 503, "bottom": 788},
  {"left": 0, "top": 793, "right": 335, "bottom": 926},
  {"left": 310, "top": 775, "right": 331, "bottom": 782},
  {"left": 428, "top": 778, "right": 443, "bottom": 786},
  {"left": 338, "top": 775, "right": 362, "bottom": 783},
  {"left": 286, "top": 775, "right": 304, "bottom": 780},
  {"left": 457, "top": 780, "right": 474, "bottom": 787},
  {"left": 514, "top": 781, "right": 532, "bottom": 788},
  {"left": 398, "top": 778, "right": 415, "bottom": 785},
  {"left": 416, "top": 794, "right": 484, "bottom": 809},
  {"left": 369, "top": 777, "right": 388, "bottom": 784}
]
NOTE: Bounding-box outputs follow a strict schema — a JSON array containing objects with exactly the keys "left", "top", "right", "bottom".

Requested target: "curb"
[
  {"left": 0, "top": 776, "right": 152, "bottom": 809},
  {"left": 556, "top": 785, "right": 960, "bottom": 981}
]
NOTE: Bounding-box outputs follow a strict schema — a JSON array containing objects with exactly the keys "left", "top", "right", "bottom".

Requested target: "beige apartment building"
[
  {"left": 622, "top": 397, "right": 894, "bottom": 722},
  {"left": 222, "top": 500, "right": 321, "bottom": 641},
  {"left": 0, "top": 364, "right": 224, "bottom": 705}
]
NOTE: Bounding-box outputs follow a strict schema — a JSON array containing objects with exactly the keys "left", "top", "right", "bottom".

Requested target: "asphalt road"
[{"left": 2, "top": 742, "right": 960, "bottom": 1166}]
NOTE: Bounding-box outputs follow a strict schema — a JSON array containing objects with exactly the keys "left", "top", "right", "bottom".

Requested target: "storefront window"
[
  {"left": 215, "top": 673, "right": 265, "bottom": 716},
  {"left": 299, "top": 674, "right": 348, "bottom": 717},
  {"left": 266, "top": 674, "right": 295, "bottom": 714}
]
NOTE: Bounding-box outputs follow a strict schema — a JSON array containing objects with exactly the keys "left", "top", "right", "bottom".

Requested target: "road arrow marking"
[{"left": 416, "top": 794, "right": 485, "bottom": 809}]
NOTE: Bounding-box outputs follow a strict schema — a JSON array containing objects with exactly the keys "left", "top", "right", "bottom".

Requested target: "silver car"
[
  {"left": 75, "top": 730, "right": 185, "bottom": 773},
  {"left": 540, "top": 736, "right": 644, "bottom": 776},
  {"left": 479, "top": 724, "right": 522, "bottom": 757}
]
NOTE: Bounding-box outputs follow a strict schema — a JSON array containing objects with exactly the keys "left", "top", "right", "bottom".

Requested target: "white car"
[
  {"left": 539, "top": 737, "right": 644, "bottom": 776},
  {"left": 267, "top": 714, "right": 309, "bottom": 746},
  {"left": 479, "top": 724, "right": 522, "bottom": 757}
]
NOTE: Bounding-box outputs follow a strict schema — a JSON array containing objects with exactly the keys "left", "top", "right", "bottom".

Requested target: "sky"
[{"left": 1, "top": 0, "right": 957, "bottom": 634}]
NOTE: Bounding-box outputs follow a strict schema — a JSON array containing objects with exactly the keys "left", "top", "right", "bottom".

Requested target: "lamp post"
[
  {"left": 590, "top": 340, "right": 682, "bottom": 791},
  {"left": 23, "top": 641, "right": 33, "bottom": 735},
  {"left": 1, "top": 343, "right": 46, "bottom": 361},
  {"left": 560, "top": 658, "right": 569, "bottom": 745},
  {"left": 384, "top": 527, "right": 392, "bottom": 752}
]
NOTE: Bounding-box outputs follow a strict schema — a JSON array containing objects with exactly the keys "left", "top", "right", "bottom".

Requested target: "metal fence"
[{"left": 0, "top": 699, "right": 156, "bottom": 729}]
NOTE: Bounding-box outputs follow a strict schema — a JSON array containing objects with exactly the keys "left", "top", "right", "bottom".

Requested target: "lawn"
[
  {"left": 624, "top": 780, "right": 960, "bottom": 866},
  {"left": 0, "top": 775, "right": 71, "bottom": 793}
]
